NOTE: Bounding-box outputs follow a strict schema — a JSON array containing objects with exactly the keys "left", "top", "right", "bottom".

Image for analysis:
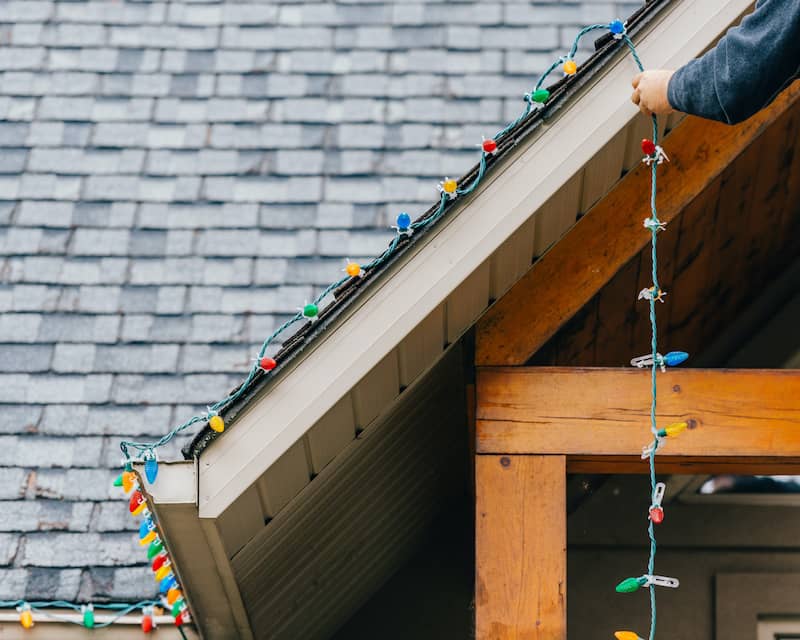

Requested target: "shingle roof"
[{"left": 0, "top": 0, "right": 640, "bottom": 604}]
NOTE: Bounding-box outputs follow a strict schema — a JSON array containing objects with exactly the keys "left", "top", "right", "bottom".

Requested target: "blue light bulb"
[
  {"left": 160, "top": 574, "right": 177, "bottom": 594},
  {"left": 396, "top": 212, "right": 411, "bottom": 231},
  {"left": 609, "top": 19, "right": 625, "bottom": 35},
  {"left": 145, "top": 456, "right": 158, "bottom": 484},
  {"left": 139, "top": 519, "right": 153, "bottom": 539},
  {"left": 663, "top": 351, "right": 689, "bottom": 366}
]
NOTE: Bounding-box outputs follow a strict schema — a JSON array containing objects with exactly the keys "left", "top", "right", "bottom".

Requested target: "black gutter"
[{"left": 184, "top": 0, "right": 670, "bottom": 459}]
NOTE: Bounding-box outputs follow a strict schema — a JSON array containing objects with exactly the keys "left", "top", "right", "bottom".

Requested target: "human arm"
[{"left": 632, "top": 0, "right": 800, "bottom": 124}]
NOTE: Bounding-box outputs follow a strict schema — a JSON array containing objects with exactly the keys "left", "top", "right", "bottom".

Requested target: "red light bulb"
[
  {"left": 482, "top": 138, "right": 497, "bottom": 154},
  {"left": 649, "top": 506, "right": 664, "bottom": 524},
  {"left": 260, "top": 357, "right": 277, "bottom": 371},
  {"left": 142, "top": 614, "right": 154, "bottom": 633},
  {"left": 129, "top": 490, "right": 144, "bottom": 513},
  {"left": 152, "top": 554, "right": 167, "bottom": 572},
  {"left": 641, "top": 138, "right": 657, "bottom": 156}
]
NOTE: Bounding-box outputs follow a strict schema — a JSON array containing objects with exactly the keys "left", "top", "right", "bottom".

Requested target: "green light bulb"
[
  {"left": 615, "top": 577, "right": 646, "bottom": 593},
  {"left": 172, "top": 599, "right": 185, "bottom": 617},
  {"left": 532, "top": 88, "right": 550, "bottom": 103},
  {"left": 147, "top": 539, "right": 164, "bottom": 560},
  {"left": 83, "top": 605, "right": 94, "bottom": 628}
]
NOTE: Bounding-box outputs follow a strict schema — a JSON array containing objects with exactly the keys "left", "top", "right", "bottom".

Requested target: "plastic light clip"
[
  {"left": 651, "top": 482, "right": 666, "bottom": 508},
  {"left": 642, "top": 145, "right": 669, "bottom": 166},
  {"left": 643, "top": 217, "right": 667, "bottom": 232},
  {"left": 643, "top": 574, "right": 680, "bottom": 589},
  {"left": 630, "top": 351, "right": 689, "bottom": 372},
  {"left": 641, "top": 437, "right": 664, "bottom": 459},
  {"left": 637, "top": 286, "right": 667, "bottom": 303}
]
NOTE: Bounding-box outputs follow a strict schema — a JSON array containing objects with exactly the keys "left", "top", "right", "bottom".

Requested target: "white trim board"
[{"left": 197, "top": 0, "right": 754, "bottom": 518}]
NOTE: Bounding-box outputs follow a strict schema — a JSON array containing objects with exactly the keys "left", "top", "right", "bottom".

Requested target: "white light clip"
[
  {"left": 637, "top": 287, "right": 667, "bottom": 303},
  {"left": 643, "top": 217, "right": 667, "bottom": 232},
  {"left": 630, "top": 353, "right": 666, "bottom": 372},
  {"left": 643, "top": 574, "right": 680, "bottom": 589},
  {"left": 642, "top": 145, "right": 669, "bottom": 166},
  {"left": 641, "top": 437, "right": 664, "bottom": 459},
  {"left": 651, "top": 482, "right": 666, "bottom": 508}
]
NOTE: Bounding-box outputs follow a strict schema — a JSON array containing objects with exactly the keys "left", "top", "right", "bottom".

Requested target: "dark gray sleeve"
[{"left": 667, "top": 0, "right": 800, "bottom": 124}]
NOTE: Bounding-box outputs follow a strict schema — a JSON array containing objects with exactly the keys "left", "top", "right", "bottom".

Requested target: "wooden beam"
[
  {"left": 476, "top": 455, "right": 566, "bottom": 640},
  {"left": 476, "top": 368, "right": 800, "bottom": 472},
  {"left": 475, "top": 80, "right": 800, "bottom": 366},
  {"left": 566, "top": 456, "right": 800, "bottom": 475}
]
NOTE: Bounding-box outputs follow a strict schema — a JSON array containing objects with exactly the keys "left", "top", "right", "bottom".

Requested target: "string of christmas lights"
[
  {"left": 107, "top": 19, "right": 693, "bottom": 638},
  {"left": 0, "top": 599, "right": 172, "bottom": 633},
  {"left": 611, "top": 35, "right": 691, "bottom": 640},
  {"left": 118, "top": 17, "right": 639, "bottom": 468},
  {"left": 112, "top": 461, "right": 193, "bottom": 630}
]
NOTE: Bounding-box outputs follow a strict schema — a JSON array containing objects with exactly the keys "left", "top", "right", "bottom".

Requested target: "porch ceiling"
[{"left": 531, "top": 86, "right": 800, "bottom": 368}]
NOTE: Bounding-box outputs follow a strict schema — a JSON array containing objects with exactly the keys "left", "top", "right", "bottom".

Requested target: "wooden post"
[{"left": 476, "top": 455, "right": 566, "bottom": 640}]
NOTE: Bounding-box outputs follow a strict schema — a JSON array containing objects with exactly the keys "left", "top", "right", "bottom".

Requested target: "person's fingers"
[
  {"left": 631, "top": 72, "right": 643, "bottom": 89},
  {"left": 631, "top": 87, "right": 641, "bottom": 105}
]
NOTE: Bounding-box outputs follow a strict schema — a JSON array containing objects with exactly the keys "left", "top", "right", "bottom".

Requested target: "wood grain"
[
  {"left": 475, "top": 455, "right": 566, "bottom": 640},
  {"left": 475, "top": 80, "right": 800, "bottom": 366},
  {"left": 476, "top": 368, "right": 800, "bottom": 461}
]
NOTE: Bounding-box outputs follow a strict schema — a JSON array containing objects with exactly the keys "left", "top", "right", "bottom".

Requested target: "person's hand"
[{"left": 631, "top": 69, "right": 675, "bottom": 117}]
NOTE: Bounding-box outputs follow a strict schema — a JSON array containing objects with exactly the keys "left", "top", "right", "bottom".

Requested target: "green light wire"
[{"left": 0, "top": 599, "right": 163, "bottom": 629}]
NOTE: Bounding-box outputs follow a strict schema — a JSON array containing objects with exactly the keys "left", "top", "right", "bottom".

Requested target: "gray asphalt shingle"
[{"left": 0, "top": 0, "right": 641, "bottom": 604}]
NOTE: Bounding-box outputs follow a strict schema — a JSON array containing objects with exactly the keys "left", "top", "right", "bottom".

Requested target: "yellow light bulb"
[
  {"left": 139, "top": 530, "right": 157, "bottom": 546},
  {"left": 209, "top": 415, "right": 225, "bottom": 433},
  {"left": 664, "top": 421, "right": 688, "bottom": 437},
  {"left": 20, "top": 609, "right": 33, "bottom": 629},
  {"left": 155, "top": 565, "right": 172, "bottom": 582},
  {"left": 563, "top": 59, "right": 577, "bottom": 75},
  {"left": 442, "top": 179, "right": 457, "bottom": 193},
  {"left": 615, "top": 632, "right": 642, "bottom": 640}
]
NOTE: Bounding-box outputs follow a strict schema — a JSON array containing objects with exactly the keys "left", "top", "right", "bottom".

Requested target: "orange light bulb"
[
  {"left": 167, "top": 588, "right": 183, "bottom": 605},
  {"left": 346, "top": 262, "right": 361, "bottom": 277}
]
